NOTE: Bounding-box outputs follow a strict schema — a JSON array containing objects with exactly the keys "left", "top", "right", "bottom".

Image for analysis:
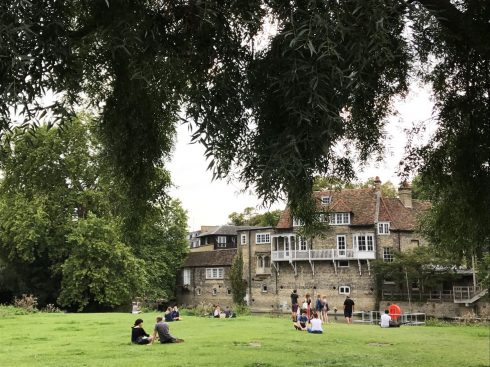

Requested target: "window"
[
  {"left": 262, "top": 284, "right": 268, "bottom": 293},
  {"left": 318, "top": 213, "right": 328, "bottom": 222},
  {"left": 320, "top": 196, "right": 331, "bottom": 205},
  {"left": 337, "top": 235, "right": 346, "bottom": 254},
  {"left": 383, "top": 247, "right": 394, "bottom": 262},
  {"left": 206, "top": 268, "right": 224, "bottom": 279},
  {"left": 217, "top": 236, "right": 227, "bottom": 247},
  {"left": 256, "top": 233, "right": 271, "bottom": 244},
  {"left": 292, "top": 217, "right": 303, "bottom": 227},
  {"left": 182, "top": 268, "right": 191, "bottom": 285},
  {"left": 330, "top": 212, "right": 350, "bottom": 225},
  {"left": 299, "top": 237, "right": 307, "bottom": 251},
  {"left": 339, "top": 286, "right": 351, "bottom": 295},
  {"left": 337, "top": 260, "right": 349, "bottom": 267},
  {"left": 227, "top": 288, "right": 232, "bottom": 295},
  {"left": 411, "top": 239, "right": 420, "bottom": 247},
  {"left": 378, "top": 222, "right": 390, "bottom": 235},
  {"left": 241, "top": 234, "right": 247, "bottom": 245},
  {"left": 212, "top": 288, "right": 217, "bottom": 296},
  {"left": 196, "top": 288, "right": 201, "bottom": 296},
  {"left": 353, "top": 234, "right": 374, "bottom": 251}
]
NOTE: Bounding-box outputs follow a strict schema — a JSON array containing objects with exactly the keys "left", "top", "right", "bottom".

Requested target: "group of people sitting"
[
  {"left": 212, "top": 304, "right": 235, "bottom": 318},
  {"left": 131, "top": 316, "right": 184, "bottom": 345},
  {"left": 293, "top": 310, "right": 324, "bottom": 333},
  {"left": 164, "top": 306, "right": 183, "bottom": 322},
  {"left": 380, "top": 302, "right": 402, "bottom": 328}
]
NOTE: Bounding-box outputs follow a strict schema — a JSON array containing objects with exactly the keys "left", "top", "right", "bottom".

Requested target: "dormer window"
[
  {"left": 329, "top": 212, "right": 350, "bottom": 225},
  {"left": 320, "top": 196, "right": 331, "bottom": 205},
  {"left": 378, "top": 222, "right": 390, "bottom": 235},
  {"left": 292, "top": 217, "right": 304, "bottom": 227}
]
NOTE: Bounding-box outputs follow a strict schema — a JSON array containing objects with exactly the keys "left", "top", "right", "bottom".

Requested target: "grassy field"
[{"left": 0, "top": 309, "right": 488, "bottom": 367}]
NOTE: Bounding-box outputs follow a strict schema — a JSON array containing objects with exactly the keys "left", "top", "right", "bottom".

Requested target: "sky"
[{"left": 167, "top": 85, "right": 435, "bottom": 231}]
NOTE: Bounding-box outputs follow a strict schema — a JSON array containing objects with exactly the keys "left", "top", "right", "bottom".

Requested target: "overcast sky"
[{"left": 167, "top": 85, "right": 435, "bottom": 230}]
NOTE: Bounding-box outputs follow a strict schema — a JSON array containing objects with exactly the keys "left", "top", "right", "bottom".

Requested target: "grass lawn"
[{"left": 0, "top": 310, "right": 488, "bottom": 367}]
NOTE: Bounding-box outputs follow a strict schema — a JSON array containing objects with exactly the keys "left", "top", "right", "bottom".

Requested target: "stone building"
[{"left": 177, "top": 180, "right": 488, "bottom": 317}]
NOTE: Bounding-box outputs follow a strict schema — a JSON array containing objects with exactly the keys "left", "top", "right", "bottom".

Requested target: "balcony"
[{"left": 271, "top": 248, "right": 376, "bottom": 262}]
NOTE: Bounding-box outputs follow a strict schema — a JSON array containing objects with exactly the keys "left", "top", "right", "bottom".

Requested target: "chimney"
[
  {"left": 398, "top": 181, "right": 412, "bottom": 208},
  {"left": 374, "top": 176, "right": 382, "bottom": 193}
]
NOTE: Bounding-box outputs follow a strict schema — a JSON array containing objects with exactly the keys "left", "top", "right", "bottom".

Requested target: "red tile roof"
[{"left": 276, "top": 188, "right": 430, "bottom": 231}]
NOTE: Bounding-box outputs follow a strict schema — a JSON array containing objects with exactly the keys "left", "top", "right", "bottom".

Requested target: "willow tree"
[{"left": 1, "top": 1, "right": 488, "bottom": 255}]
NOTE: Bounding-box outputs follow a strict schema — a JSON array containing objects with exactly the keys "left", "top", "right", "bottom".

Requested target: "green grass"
[{"left": 0, "top": 310, "right": 488, "bottom": 367}]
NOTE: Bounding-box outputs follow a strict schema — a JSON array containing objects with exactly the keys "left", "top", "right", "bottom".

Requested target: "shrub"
[
  {"left": 233, "top": 304, "right": 251, "bottom": 316},
  {"left": 43, "top": 304, "right": 62, "bottom": 313},
  {"left": 14, "top": 294, "right": 38, "bottom": 312}
]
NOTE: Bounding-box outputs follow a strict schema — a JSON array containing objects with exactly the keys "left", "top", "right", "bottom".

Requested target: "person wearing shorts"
[
  {"left": 290, "top": 289, "right": 299, "bottom": 321},
  {"left": 343, "top": 296, "right": 355, "bottom": 324}
]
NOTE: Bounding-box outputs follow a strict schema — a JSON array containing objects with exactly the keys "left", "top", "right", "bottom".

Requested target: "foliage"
[
  {"left": 13, "top": 294, "right": 38, "bottom": 313},
  {"left": 233, "top": 303, "right": 251, "bottom": 316},
  {"left": 0, "top": 313, "right": 489, "bottom": 367},
  {"left": 372, "top": 247, "right": 460, "bottom": 296},
  {"left": 313, "top": 176, "right": 397, "bottom": 198},
  {"left": 1, "top": 1, "right": 488, "bottom": 248},
  {"left": 228, "top": 207, "right": 282, "bottom": 227},
  {"left": 0, "top": 117, "right": 188, "bottom": 310},
  {"left": 230, "top": 250, "right": 247, "bottom": 305}
]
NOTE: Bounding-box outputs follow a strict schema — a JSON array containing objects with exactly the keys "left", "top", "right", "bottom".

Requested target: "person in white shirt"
[
  {"left": 307, "top": 312, "right": 323, "bottom": 334},
  {"left": 380, "top": 310, "right": 392, "bottom": 328}
]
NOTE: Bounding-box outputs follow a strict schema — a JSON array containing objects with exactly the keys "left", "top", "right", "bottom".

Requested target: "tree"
[
  {"left": 1, "top": 1, "right": 488, "bottom": 252},
  {"left": 0, "top": 117, "right": 188, "bottom": 309},
  {"left": 313, "top": 176, "right": 397, "bottom": 198},
  {"left": 230, "top": 250, "right": 247, "bottom": 306},
  {"left": 228, "top": 208, "right": 282, "bottom": 227}
]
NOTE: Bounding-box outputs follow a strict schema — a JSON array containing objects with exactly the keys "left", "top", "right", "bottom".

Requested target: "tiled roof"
[
  {"left": 182, "top": 249, "right": 237, "bottom": 267},
  {"left": 276, "top": 188, "right": 430, "bottom": 231}
]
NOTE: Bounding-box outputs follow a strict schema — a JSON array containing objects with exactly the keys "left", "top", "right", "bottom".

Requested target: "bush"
[
  {"left": 182, "top": 303, "right": 214, "bottom": 317},
  {"left": 233, "top": 304, "right": 250, "bottom": 316},
  {"left": 425, "top": 317, "right": 452, "bottom": 327},
  {"left": 43, "top": 304, "right": 62, "bottom": 313},
  {"left": 14, "top": 294, "right": 38, "bottom": 313},
  {"left": 0, "top": 305, "right": 33, "bottom": 317}
]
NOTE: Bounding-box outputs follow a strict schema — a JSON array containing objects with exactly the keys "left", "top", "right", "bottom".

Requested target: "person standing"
[
  {"left": 290, "top": 289, "right": 299, "bottom": 322},
  {"left": 315, "top": 295, "right": 324, "bottom": 320},
  {"left": 151, "top": 316, "right": 184, "bottom": 344},
  {"left": 321, "top": 295, "right": 329, "bottom": 323},
  {"left": 305, "top": 293, "right": 312, "bottom": 320},
  {"left": 343, "top": 296, "right": 355, "bottom": 324}
]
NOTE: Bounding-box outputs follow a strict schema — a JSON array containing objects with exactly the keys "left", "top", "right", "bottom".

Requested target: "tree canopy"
[
  {"left": 228, "top": 207, "right": 283, "bottom": 227},
  {"left": 0, "top": 117, "right": 188, "bottom": 309},
  {"left": 1, "top": 1, "right": 488, "bottom": 255}
]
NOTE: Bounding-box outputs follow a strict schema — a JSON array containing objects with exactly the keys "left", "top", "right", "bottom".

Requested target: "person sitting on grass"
[
  {"left": 213, "top": 304, "right": 221, "bottom": 318},
  {"left": 171, "top": 306, "right": 183, "bottom": 321},
  {"left": 164, "top": 307, "right": 175, "bottom": 322},
  {"left": 294, "top": 310, "right": 308, "bottom": 331},
  {"left": 131, "top": 319, "right": 154, "bottom": 345},
  {"left": 380, "top": 309, "right": 401, "bottom": 328},
  {"left": 307, "top": 312, "right": 323, "bottom": 334},
  {"left": 151, "top": 316, "right": 184, "bottom": 344}
]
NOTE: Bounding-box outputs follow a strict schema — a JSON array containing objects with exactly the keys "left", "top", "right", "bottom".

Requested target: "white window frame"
[
  {"left": 261, "top": 284, "right": 268, "bottom": 293},
  {"left": 383, "top": 247, "right": 394, "bottom": 262},
  {"left": 292, "top": 217, "right": 303, "bottom": 227},
  {"left": 353, "top": 234, "right": 374, "bottom": 251},
  {"left": 320, "top": 196, "right": 331, "bottom": 205},
  {"left": 212, "top": 288, "right": 217, "bottom": 296},
  {"left": 337, "top": 235, "right": 347, "bottom": 257},
  {"left": 339, "top": 286, "right": 351, "bottom": 295},
  {"left": 329, "top": 212, "right": 350, "bottom": 225},
  {"left": 256, "top": 233, "right": 271, "bottom": 244},
  {"left": 378, "top": 222, "right": 390, "bottom": 235},
  {"left": 241, "top": 234, "right": 247, "bottom": 245},
  {"left": 182, "top": 268, "right": 191, "bottom": 285},
  {"left": 299, "top": 237, "right": 308, "bottom": 251},
  {"left": 206, "top": 267, "right": 224, "bottom": 279},
  {"left": 217, "top": 236, "right": 227, "bottom": 247},
  {"left": 196, "top": 287, "right": 201, "bottom": 296}
]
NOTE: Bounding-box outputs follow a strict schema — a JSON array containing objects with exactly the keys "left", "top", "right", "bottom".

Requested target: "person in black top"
[
  {"left": 343, "top": 296, "right": 355, "bottom": 324},
  {"left": 131, "top": 319, "right": 154, "bottom": 345},
  {"left": 290, "top": 289, "right": 299, "bottom": 322}
]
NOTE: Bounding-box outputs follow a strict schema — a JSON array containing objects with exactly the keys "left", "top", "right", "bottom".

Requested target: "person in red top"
[{"left": 387, "top": 302, "right": 402, "bottom": 322}]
